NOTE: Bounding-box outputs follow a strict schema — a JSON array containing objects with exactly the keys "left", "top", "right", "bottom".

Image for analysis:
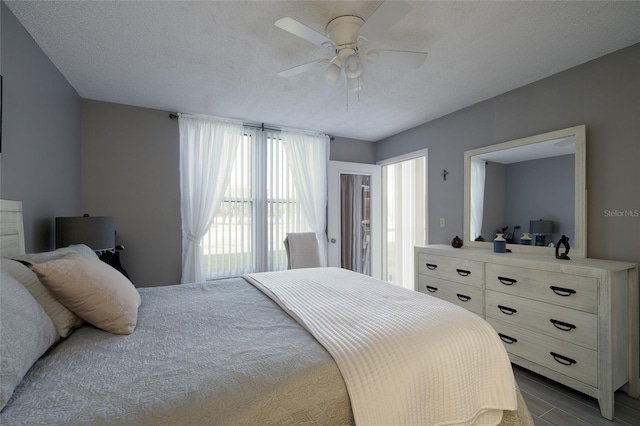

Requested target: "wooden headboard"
[{"left": 0, "top": 199, "right": 26, "bottom": 257}]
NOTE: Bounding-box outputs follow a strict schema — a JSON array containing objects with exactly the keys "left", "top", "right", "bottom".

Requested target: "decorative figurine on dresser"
[
  {"left": 555, "top": 235, "right": 571, "bottom": 260},
  {"left": 414, "top": 125, "right": 639, "bottom": 420}
]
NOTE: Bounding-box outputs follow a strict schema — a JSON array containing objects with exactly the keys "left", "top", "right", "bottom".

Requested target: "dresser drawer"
[
  {"left": 417, "top": 254, "right": 483, "bottom": 287},
  {"left": 487, "top": 318, "right": 597, "bottom": 387},
  {"left": 417, "top": 276, "right": 483, "bottom": 315},
  {"left": 486, "top": 263, "right": 598, "bottom": 313},
  {"left": 486, "top": 291, "right": 597, "bottom": 350}
]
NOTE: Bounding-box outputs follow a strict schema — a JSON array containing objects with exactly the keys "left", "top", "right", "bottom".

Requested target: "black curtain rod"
[
  {"left": 169, "top": 113, "right": 334, "bottom": 141},
  {"left": 169, "top": 113, "right": 280, "bottom": 132}
]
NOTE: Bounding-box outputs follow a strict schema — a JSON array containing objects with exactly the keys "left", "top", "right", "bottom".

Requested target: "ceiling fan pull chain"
[{"left": 346, "top": 83, "right": 349, "bottom": 112}]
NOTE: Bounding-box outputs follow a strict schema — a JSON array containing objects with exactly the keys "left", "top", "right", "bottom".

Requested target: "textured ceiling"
[{"left": 6, "top": 1, "right": 640, "bottom": 141}]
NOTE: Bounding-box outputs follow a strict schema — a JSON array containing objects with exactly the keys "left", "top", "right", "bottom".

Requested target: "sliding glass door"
[{"left": 381, "top": 152, "right": 427, "bottom": 289}]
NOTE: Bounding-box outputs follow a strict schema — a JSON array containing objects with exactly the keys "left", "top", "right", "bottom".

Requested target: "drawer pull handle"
[
  {"left": 497, "top": 276, "right": 517, "bottom": 286},
  {"left": 498, "top": 333, "right": 517, "bottom": 344},
  {"left": 456, "top": 269, "right": 471, "bottom": 277},
  {"left": 550, "top": 352, "right": 577, "bottom": 366},
  {"left": 550, "top": 319, "right": 576, "bottom": 331},
  {"left": 498, "top": 305, "right": 517, "bottom": 315},
  {"left": 425, "top": 263, "right": 438, "bottom": 270},
  {"left": 456, "top": 294, "right": 471, "bottom": 302},
  {"left": 550, "top": 286, "right": 576, "bottom": 297},
  {"left": 425, "top": 285, "right": 438, "bottom": 293}
]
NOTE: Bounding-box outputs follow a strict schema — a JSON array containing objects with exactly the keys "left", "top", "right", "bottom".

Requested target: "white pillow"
[
  {"left": 0, "top": 258, "right": 83, "bottom": 338},
  {"left": 0, "top": 270, "right": 58, "bottom": 410},
  {"left": 11, "top": 244, "right": 98, "bottom": 266},
  {"left": 33, "top": 253, "right": 141, "bottom": 335}
]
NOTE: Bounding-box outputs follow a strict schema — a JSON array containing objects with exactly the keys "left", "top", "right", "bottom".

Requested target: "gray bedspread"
[{"left": 0, "top": 279, "right": 353, "bottom": 425}]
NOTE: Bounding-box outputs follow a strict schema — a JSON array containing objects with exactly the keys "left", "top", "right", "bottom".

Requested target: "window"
[{"left": 202, "top": 127, "right": 310, "bottom": 279}]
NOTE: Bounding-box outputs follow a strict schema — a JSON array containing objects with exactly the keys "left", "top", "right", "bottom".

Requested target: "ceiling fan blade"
[
  {"left": 277, "top": 58, "right": 330, "bottom": 77},
  {"left": 275, "top": 17, "right": 333, "bottom": 47},
  {"left": 358, "top": 0, "right": 412, "bottom": 42},
  {"left": 370, "top": 49, "right": 428, "bottom": 69}
]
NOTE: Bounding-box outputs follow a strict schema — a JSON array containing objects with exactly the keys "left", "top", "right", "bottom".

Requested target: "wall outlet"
[{"left": 440, "top": 218, "right": 445, "bottom": 228}]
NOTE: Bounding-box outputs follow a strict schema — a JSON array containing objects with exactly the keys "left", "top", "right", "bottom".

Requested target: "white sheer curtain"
[
  {"left": 281, "top": 129, "right": 330, "bottom": 266},
  {"left": 179, "top": 115, "right": 243, "bottom": 283},
  {"left": 470, "top": 158, "right": 486, "bottom": 240}
]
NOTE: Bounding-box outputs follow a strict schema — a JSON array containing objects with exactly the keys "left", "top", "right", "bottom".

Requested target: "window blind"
[
  {"left": 202, "top": 127, "right": 310, "bottom": 279},
  {"left": 382, "top": 156, "right": 426, "bottom": 289}
]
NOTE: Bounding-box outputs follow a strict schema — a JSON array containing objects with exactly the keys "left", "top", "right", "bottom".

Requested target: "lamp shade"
[
  {"left": 529, "top": 220, "right": 553, "bottom": 235},
  {"left": 344, "top": 54, "right": 363, "bottom": 79},
  {"left": 324, "top": 60, "right": 342, "bottom": 86},
  {"left": 56, "top": 216, "right": 115, "bottom": 250}
]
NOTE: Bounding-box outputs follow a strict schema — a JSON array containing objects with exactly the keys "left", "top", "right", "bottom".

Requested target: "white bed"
[{"left": 0, "top": 199, "right": 534, "bottom": 425}]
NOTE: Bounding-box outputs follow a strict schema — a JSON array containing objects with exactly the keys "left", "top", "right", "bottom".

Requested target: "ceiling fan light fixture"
[
  {"left": 324, "top": 59, "right": 343, "bottom": 86},
  {"left": 364, "top": 50, "right": 379, "bottom": 63},
  {"left": 274, "top": 2, "right": 428, "bottom": 97},
  {"left": 344, "top": 54, "right": 364, "bottom": 79},
  {"left": 348, "top": 75, "right": 363, "bottom": 93}
]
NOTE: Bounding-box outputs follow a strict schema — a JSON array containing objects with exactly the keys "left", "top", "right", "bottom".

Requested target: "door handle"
[{"left": 329, "top": 238, "right": 337, "bottom": 243}]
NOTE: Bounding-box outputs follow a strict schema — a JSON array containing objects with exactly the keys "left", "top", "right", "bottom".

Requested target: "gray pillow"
[
  {"left": 0, "top": 269, "right": 58, "bottom": 410},
  {"left": 10, "top": 244, "right": 98, "bottom": 266},
  {"left": 0, "top": 259, "right": 84, "bottom": 338}
]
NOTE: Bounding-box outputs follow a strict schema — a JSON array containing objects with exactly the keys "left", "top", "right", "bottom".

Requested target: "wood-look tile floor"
[{"left": 513, "top": 365, "right": 640, "bottom": 426}]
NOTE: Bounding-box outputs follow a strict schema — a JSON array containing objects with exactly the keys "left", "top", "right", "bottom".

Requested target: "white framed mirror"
[{"left": 463, "top": 125, "right": 586, "bottom": 258}]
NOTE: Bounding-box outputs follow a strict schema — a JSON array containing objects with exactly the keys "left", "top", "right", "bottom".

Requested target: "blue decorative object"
[
  {"left": 520, "top": 232, "right": 532, "bottom": 245},
  {"left": 493, "top": 233, "right": 507, "bottom": 253}
]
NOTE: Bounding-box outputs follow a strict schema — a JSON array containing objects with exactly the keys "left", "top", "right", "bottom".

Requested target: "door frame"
[{"left": 327, "top": 161, "right": 382, "bottom": 280}]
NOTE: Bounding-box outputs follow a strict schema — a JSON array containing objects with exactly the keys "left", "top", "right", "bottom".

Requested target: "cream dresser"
[{"left": 414, "top": 245, "right": 639, "bottom": 420}]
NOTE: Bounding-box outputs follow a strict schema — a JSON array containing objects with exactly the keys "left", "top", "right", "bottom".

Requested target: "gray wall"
[
  {"left": 481, "top": 156, "right": 574, "bottom": 244},
  {"left": 0, "top": 2, "right": 82, "bottom": 252},
  {"left": 376, "top": 43, "right": 640, "bottom": 265},
  {"left": 82, "top": 100, "right": 181, "bottom": 287},
  {"left": 330, "top": 136, "right": 376, "bottom": 164},
  {"left": 82, "top": 100, "right": 372, "bottom": 286},
  {"left": 504, "top": 155, "right": 574, "bottom": 245}
]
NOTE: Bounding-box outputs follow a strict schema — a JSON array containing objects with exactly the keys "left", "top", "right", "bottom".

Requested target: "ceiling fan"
[{"left": 274, "top": 0, "right": 428, "bottom": 93}]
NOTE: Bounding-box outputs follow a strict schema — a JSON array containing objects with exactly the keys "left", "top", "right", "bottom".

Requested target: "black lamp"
[
  {"left": 55, "top": 215, "right": 115, "bottom": 250},
  {"left": 529, "top": 220, "right": 553, "bottom": 247}
]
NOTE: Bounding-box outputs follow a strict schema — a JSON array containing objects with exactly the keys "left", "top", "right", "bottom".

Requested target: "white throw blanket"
[{"left": 244, "top": 267, "right": 517, "bottom": 426}]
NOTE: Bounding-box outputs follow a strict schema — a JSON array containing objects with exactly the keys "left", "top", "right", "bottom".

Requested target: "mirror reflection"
[
  {"left": 470, "top": 136, "right": 576, "bottom": 247},
  {"left": 340, "top": 174, "right": 372, "bottom": 275},
  {"left": 464, "top": 125, "right": 586, "bottom": 257}
]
